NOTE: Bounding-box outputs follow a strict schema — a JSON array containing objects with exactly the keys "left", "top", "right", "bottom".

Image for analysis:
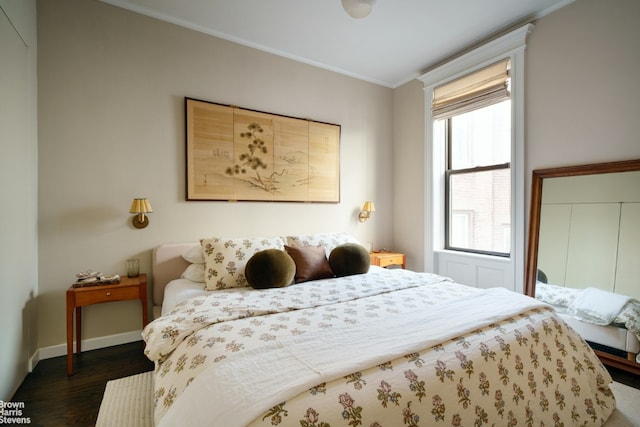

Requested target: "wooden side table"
[
  {"left": 66, "top": 273, "right": 148, "bottom": 375},
  {"left": 370, "top": 252, "right": 406, "bottom": 269}
]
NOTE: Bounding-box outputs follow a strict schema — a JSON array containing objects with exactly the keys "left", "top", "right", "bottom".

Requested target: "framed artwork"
[{"left": 185, "top": 98, "right": 340, "bottom": 202}]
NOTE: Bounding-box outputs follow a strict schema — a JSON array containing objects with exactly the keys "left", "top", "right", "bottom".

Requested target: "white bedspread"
[{"left": 157, "top": 288, "right": 547, "bottom": 427}]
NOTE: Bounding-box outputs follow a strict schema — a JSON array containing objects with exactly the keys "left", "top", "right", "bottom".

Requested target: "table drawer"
[
  {"left": 378, "top": 255, "right": 403, "bottom": 267},
  {"left": 75, "top": 286, "right": 139, "bottom": 306}
]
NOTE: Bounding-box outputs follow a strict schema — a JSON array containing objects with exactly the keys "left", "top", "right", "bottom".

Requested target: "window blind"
[{"left": 432, "top": 58, "right": 511, "bottom": 120}]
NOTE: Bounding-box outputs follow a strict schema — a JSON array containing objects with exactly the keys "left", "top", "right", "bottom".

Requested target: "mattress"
[
  {"left": 559, "top": 313, "right": 640, "bottom": 355},
  {"left": 160, "top": 279, "right": 207, "bottom": 317}
]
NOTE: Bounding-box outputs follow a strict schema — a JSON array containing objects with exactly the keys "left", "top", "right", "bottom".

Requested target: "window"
[
  {"left": 442, "top": 100, "right": 511, "bottom": 255},
  {"left": 419, "top": 24, "right": 531, "bottom": 290},
  {"left": 432, "top": 58, "right": 512, "bottom": 256}
]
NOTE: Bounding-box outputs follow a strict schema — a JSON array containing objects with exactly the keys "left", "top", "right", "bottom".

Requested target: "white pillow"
[
  {"left": 181, "top": 263, "right": 205, "bottom": 283},
  {"left": 182, "top": 244, "right": 205, "bottom": 264},
  {"left": 286, "top": 232, "right": 362, "bottom": 257},
  {"left": 201, "top": 236, "right": 285, "bottom": 290}
]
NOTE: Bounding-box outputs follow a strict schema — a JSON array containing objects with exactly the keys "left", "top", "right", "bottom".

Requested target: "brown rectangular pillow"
[{"left": 284, "top": 245, "right": 334, "bottom": 283}]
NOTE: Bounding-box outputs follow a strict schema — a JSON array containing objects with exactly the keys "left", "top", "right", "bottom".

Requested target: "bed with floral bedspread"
[
  {"left": 143, "top": 266, "right": 615, "bottom": 427},
  {"left": 536, "top": 282, "right": 640, "bottom": 362}
]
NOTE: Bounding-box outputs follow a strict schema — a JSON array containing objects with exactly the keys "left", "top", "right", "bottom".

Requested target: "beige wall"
[
  {"left": 393, "top": 0, "right": 640, "bottom": 273},
  {"left": 37, "top": 0, "right": 393, "bottom": 350},
  {"left": 392, "top": 79, "right": 426, "bottom": 270},
  {"left": 526, "top": 0, "right": 640, "bottom": 171},
  {"left": 32, "top": 0, "right": 640, "bottom": 365},
  {"left": 0, "top": 0, "right": 38, "bottom": 400}
]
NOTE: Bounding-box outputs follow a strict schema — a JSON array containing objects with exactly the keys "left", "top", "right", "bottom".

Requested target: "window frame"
[
  {"left": 443, "top": 102, "right": 512, "bottom": 257},
  {"left": 444, "top": 161, "right": 511, "bottom": 257},
  {"left": 418, "top": 24, "right": 533, "bottom": 292}
]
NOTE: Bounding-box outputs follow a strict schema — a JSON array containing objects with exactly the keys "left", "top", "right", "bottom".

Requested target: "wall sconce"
[
  {"left": 358, "top": 201, "right": 375, "bottom": 222},
  {"left": 129, "top": 198, "right": 153, "bottom": 229}
]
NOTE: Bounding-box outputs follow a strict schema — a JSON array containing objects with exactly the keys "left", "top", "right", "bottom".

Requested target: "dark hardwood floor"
[
  {"left": 10, "top": 341, "right": 153, "bottom": 427},
  {"left": 9, "top": 341, "right": 640, "bottom": 426},
  {"left": 608, "top": 364, "right": 640, "bottom": 389}
]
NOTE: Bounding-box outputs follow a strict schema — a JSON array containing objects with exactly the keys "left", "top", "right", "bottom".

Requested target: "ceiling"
[{"left": 100, "top": 0, "right": 573, "bottom": 88}]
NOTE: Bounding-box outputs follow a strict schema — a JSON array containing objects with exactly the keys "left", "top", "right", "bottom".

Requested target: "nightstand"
[
  {"left": 370, "top": 252, "right": 406, "bottom": 269},
  {"left": 66, "top": 274, "right": 148, "bottom": 375}
]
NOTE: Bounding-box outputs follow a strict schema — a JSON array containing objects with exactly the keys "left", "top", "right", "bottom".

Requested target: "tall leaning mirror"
[{"left": 525, "top": 159, "right": 640, "bottom": 374}]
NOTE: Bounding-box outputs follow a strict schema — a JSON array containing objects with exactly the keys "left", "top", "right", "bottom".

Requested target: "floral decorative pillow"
[
  {"left": 201, "top": 237, "right": 285, "bottom": 290},
  {"left": 535, "top": 282, "right": 581, "bottom": 308},
  {"left": 286, "top": 232, "right": 362, "bottom": 257}
]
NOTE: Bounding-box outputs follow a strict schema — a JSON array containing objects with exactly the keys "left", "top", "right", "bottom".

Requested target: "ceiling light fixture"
[{"left": 341, "top": 0, "right": 375, "bottom": 19}]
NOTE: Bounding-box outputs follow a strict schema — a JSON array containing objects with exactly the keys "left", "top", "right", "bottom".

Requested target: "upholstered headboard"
[{"left": 151, "top": 242, "right": 198, "bottom": 318}]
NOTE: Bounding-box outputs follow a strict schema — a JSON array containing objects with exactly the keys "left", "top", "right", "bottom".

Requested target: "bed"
[
  {"left": 535, "top": 281, "right": 640, "bottom": 364},
  {"left": 144, "top": 234, "right": 616, "bottom": 427}
]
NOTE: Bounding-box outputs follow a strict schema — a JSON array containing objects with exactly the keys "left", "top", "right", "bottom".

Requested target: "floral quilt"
[{"left": 143, "top": 268, "right": 615, "bottom": 427}]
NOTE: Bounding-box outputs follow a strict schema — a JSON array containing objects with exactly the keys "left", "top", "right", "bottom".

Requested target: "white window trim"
[{"left": 418, "top": 24, "right": 534, "bottom": 292}]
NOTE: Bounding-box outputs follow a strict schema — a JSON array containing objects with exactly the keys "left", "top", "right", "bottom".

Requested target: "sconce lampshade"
[
  {"left": 358, "top": 201, "right": 375, "bottom": 222},
  {"left": 129, "top": 198, "right": 153, "bottom": 228},
  {"left": 362, "top": 201, "right": 375, "bottom": 213},
  {"left": 341, "top": 0, "right": 376, "bottom": 19}
]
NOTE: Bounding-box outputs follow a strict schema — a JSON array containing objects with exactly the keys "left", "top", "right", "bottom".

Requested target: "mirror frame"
[
  {"left": 525, "top": 158, "right": 640, "bottom": 373},
  {"left": 525, "top": 158, "right": 640, "bottom": 296}
]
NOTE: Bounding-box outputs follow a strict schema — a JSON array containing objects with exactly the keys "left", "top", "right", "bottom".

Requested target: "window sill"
[{"left": 434, "top": 249, "right": 511, "bottom": 264}]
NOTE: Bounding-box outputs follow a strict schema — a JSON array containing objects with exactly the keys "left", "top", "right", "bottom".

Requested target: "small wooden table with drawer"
[
  {"left": 66, "top": 274, "right": 148, "bottom": 375},
  {"left": 370, "top": 252, "right": 406, "bottom": 269}
]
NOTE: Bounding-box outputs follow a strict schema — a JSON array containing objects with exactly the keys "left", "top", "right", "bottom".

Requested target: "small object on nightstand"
[
  {"left": 370, "top": 251, "right": 406, "bottom": 269},
  {"left": 75, "top": 270, "right": 100, "bottom": 281},
  {"left": 73, "top": 271, "right": 120, "bottom": 287},
  {"left": 126, "top": 258, "right": 140, "bottom": 277}
]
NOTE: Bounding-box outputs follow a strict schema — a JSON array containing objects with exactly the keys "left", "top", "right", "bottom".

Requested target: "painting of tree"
[
  {"left": 186, "top": 98, "right": 339, "bottom": 202},
  {"left": 225, "top": 122, "right": 274, "bottom": 192}
]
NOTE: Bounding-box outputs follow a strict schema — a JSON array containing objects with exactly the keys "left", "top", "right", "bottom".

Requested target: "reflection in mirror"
[
  {"left": 538, "top": 171, "right": 640, "bottom": 298},
  {"left": 525, "top": 159, "right": 640, "bottom": 374}
]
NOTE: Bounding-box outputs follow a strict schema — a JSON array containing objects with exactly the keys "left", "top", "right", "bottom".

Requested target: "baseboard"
[
  {"left": 33, "top": 330, "right": 143, "bottom": 366},
  {"left": 28, "top": 348, "right": 40, "bottom": 372}
]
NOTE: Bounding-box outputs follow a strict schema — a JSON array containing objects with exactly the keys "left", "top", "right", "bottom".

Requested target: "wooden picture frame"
[{"left": 185, "top": 98, "right": 340, "bottom": 202}]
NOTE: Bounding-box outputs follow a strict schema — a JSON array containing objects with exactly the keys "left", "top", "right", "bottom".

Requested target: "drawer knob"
[{"left": 107, "top": 292, "right": 111, "bottom": 296}]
